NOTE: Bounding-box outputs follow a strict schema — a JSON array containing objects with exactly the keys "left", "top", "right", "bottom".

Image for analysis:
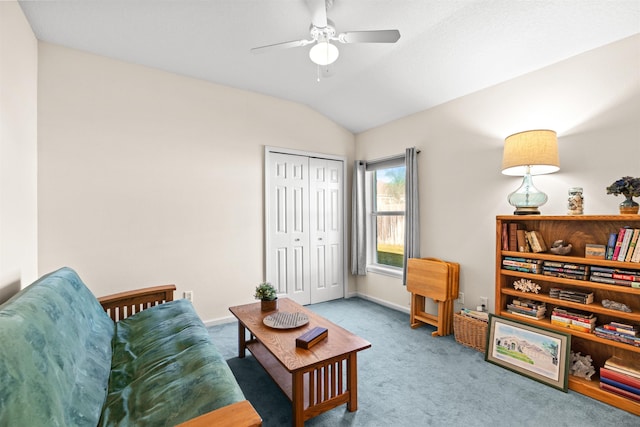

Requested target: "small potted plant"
[
  {"left": 255, "top": 282, "right": 278, "bottom": 311},
  {"left": 606, "top": 176, "right": 640, "bottom": 214}
]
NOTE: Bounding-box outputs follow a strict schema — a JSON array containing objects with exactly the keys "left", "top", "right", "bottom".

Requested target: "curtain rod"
[{"left": 367, "top": 149, "right": 421, "bottom": 165}]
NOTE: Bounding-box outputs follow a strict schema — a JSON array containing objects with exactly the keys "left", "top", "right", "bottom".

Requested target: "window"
[{"left": 367, "top": 158, "right": 406, "bottom": 272}]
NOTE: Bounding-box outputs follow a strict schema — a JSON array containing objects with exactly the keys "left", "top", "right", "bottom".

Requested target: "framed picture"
[{"left": 485, "top": 314, "right": 571, "bottom": 392}]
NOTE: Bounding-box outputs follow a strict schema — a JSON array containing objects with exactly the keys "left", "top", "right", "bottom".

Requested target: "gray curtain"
[
  {"left": 351, "top": 160, "right": 367, "bottom": 275},
  {"left": 403, "top": 147, "right": 420, "bottom": 285}
]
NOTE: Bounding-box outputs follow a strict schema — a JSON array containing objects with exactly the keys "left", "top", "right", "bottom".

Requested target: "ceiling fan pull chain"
[{"left": 317, "top": 64, "right": 321, "bottom": 82}]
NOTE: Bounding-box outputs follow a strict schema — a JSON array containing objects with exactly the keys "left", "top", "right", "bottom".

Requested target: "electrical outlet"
[
  {"left": 184, "top": 291, "right": 194, "bottom": 302},
  {"left": 480, "top": 296, "right": 488, "bottom": 310},
  {"left": 458, "top": 292, "right": 464, "bottom": 304}
]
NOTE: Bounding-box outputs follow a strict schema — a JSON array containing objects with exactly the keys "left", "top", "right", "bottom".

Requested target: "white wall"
[
  {"left": 0, "top": 1, "right": 38, "bottom": 302},
  {"left": 37, "top": 43, "right": 354, "bottom": 323},
  {"left": 355, "top": 34, "right": 640, "bottom": 314}
]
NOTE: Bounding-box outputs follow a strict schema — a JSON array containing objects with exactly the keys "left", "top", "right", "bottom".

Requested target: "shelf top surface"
[{"left": 497, "top": 215, "right": 640, "bottom": 221}]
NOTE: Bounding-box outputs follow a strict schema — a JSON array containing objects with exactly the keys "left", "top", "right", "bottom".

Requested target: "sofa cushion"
[
  {"left": 100, "top": 299, "right": 245, "bottom": 427},
  {"left": 0, "top": 267, "right": 115, "bottom": 427}
]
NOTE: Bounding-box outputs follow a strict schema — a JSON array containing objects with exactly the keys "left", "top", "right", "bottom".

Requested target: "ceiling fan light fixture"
[{"left": 309, "top": 41, "right": 339, "bottom": 65}]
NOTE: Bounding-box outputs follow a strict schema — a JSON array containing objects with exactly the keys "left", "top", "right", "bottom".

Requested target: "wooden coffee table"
[{"left": 229, "top": 298, "right": 371, "bottom": 427}]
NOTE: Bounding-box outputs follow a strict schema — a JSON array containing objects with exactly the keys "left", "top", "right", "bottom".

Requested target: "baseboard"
[
  {"left": 203, "top": 315, "right": 237, "bottom": 328},
  {"left": 204, "top": 293, "right": 410, "bottom": 327},
  {"left": 354, "top": 292, "right": 410, "bottom": 315}
]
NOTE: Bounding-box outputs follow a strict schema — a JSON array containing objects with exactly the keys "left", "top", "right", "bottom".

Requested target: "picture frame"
[{"left": 485, "top": 314, "right": 571, "bottom": 392}]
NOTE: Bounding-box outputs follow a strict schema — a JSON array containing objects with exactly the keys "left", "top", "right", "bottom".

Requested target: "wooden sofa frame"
[{"left": 98, "top": 285, "right": 262, "bottom": 427}]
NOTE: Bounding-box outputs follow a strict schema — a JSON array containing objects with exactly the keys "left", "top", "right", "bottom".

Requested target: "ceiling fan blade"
[
  {"left": 306, "top": 0, "right": 328, "bottom": 28},
  {"left": 338, "top": 29, "right": 401, "bottom": 44},
  {"left": 251, "top": 39, "right": 312, "bottom": 54}
]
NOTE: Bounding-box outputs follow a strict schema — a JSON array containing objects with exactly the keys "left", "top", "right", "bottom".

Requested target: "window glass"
[{"left": 373, "top": 166, "right": 405, "bottom": 268}]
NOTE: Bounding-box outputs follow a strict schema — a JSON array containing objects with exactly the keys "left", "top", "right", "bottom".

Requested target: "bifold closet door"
[
  {"left": 266, "top": 151, "right": 344, "bottom": 305},
  {"left": 266, "top": 152, "right": 311, "bottom": 305},
  {"left": 309, "top": 158, "right": 344, "bottom": 303}
]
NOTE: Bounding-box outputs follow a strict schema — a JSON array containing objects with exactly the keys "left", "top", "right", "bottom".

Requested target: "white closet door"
[
  {"left": 266, "top": 152, "right": 310, "bottom": 305},
  {"left": 266, "top": 150, "right": 344, "bottom": 305},
  {"left": 309, "top": 158, "right": 344, "bottom": 303}
]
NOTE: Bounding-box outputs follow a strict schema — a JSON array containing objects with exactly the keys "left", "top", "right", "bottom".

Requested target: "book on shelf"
[
  {"left": 502, "top": 257, "right": 542, "bottom": 273},
  {"left": 516, "top": 229, "right": 530, "bottom": 252},
  {"left": 600, "top": 376, "right": 640, "bottom": 396},
  {"left": 508, "top": 223, "right": 523, "bottom": 252},
  {"left": 632, "top": 233, "right": 640, "bottom": 263},
  {"left": 542, "top": 261, "right": 589, "bottom": 280},
  {"left": 591, "top": 271, "right": 640, "bottom": 282},
  {"left": 625, "top": 229, "right": 640, "bottom": 262},
  {"left": 543, "top": 261, "right": 589, "bottom": 271},
  {"left": 590, "top": 275, "right": 640, "bottom": 288},
  {"left": 633, "top": 241, "right": 640, "bottom": 263},
  {"left": 594, "top": 326, "right": 640, "bottom": 347},
  {"left": 548, "top": 287, "right": 594, "bottom": 304},
  {"left": 605, "top": 356, "right": 640, "bottom": 380},
  {"left": 600, "top": 367, "right": 640, "bottom": 389},
  {"left": 599, "top": 382, "right": 640, "bottom": 402},
  {"left": 551, "top": 307, "right": 596, "bottom": 332},
  {"left": 618, "top": 227, "right": 635, "bottom": 262},
  {"left": 525, "top": 230, "right": 547, "bottom": 253},
  {"left": 590, "top": 265, "right": 640, "bottom": 275},
  {"left": 543, "top": 270, "right": 589, "bottom": 281},
  {"left": 551, "top": 307, "right": 595, "bottom": 322},
  {"left": 502, "top": 222, "right": 509, "bottom": 251},
  {"left": 585, "top": 244, "right": 606, "bottom": 259},
  {"left": 603, "top": 324, "right": 638, "bottom": 337},
  {"left": 606, "top": 232, "right": 618, "bottom": 260},
  {"left": 612, "top": 227, "right": 630, "bottom": 260},
  {"left": 508, "top": 298, "right": 546, "bottom": 319}
]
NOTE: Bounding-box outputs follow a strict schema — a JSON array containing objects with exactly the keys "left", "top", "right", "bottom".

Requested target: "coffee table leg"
[
  {"left": 238, "top": 321, "right": 246, "bottom": 358},
  {"left": 292, "top": 371, "right": 304, "bottom": 427},
  {"left": 347, "top": 353, "right": 358, "bottom": 412}
]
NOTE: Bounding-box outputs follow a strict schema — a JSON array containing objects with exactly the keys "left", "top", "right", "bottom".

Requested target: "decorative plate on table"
[{"left": 263, "top": 311, "right": 309, "bottom": 329}]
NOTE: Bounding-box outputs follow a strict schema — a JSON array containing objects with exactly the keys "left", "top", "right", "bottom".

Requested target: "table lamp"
[{"left": 501, "top": 129, "right": 560, "bottom": 215}]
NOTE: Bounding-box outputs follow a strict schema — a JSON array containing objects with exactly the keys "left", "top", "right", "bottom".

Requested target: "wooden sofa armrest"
[
  {"left": 98, "top": 284, "right": 177, "bottom": 321},
  {"left": 176, "top": 400, "right": 262, "bottom": 427}
]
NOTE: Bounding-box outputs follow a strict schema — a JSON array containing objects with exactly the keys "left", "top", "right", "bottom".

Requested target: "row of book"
[
  {"left": 594, "top": 321, "right": 640, "bottom": 348},
  {"left": 550, "top": 307, "right": 596, "bottom": 332},
  {"left": 506, "top": 298, "right": 546, "bottom": 320},
  {"left": 549, "top": 287, "right": 594, "bottom": 304},
  {"left": 502, "top": 221, "right": 640, "bottom": 264},
  {"left": 590, "top": 266, "right": 640, "bottom": 288},
  {"left": 502, "top": 256, "right": 640, "bottom": 289},
  {"left": 542, "top": 261, "right": 589, "bottom": 281},
  {"left": 600, "top": 356, "right": 640, "bottom": 402},
  {"left": 502, "top": 223, "right": 547, "bottom": 253},
  {"left": 607, "top": 227, "right": 640, "bottom": 263}
]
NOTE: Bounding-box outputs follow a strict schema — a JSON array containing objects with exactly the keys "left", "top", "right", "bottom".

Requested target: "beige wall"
[
  {"left": 37, "top": 43, "right": 354, "bottom": 323},
  {"left": 355, "top": 34, "right": 640, "bottom": 314},
  {"left": 0, "top": 1, "right": 38, "bottom": 302}
]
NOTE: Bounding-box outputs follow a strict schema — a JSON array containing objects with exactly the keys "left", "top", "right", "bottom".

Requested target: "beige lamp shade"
[{"left": 501, "top": 129, "right": 560, "bottom": 176}]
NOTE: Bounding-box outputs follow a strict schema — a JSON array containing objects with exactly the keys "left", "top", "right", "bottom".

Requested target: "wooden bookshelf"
[{"left": 495, "top": 215, "right": 640, "bottom": 416}]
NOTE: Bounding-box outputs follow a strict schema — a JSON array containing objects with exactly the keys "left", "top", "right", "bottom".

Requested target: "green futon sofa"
[{"left": 0, "top": 267, "right": 261, "bottom": 426}]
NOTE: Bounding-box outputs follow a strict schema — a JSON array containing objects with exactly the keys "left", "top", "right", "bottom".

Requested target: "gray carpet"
[{"left": 209, "top": 297, "right": 639, "bottom": 426}]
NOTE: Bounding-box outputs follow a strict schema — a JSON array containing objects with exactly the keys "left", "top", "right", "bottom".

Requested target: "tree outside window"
[{"left": 373, "top": 166, "right": 405, "bottom": 268}]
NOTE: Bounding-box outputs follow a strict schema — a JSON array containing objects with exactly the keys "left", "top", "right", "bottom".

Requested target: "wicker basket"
[{"left": 453, "top": 312, "right": 488, "bottom": 353}]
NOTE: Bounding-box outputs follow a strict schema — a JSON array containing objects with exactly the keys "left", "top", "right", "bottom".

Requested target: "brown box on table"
[{"left": 296, "top": 327, "right": 328, "bottom": 349}]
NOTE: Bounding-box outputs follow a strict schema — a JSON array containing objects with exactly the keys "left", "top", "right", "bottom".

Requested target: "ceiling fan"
[{"left": 251, "top": 0, "right": 400, "bottom": 67}]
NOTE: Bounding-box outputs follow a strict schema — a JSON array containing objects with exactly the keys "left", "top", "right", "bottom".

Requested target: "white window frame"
[{"left": 365, "top": 155, "right": 405, "bottom": 278}]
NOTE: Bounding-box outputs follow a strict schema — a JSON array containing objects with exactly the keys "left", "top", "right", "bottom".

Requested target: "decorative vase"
[
  {"left": 619, "top": 195, "right": 639, "bottom": 215},
  {"left": 261, "top": 298, "right": 277, "bottom": 312}
]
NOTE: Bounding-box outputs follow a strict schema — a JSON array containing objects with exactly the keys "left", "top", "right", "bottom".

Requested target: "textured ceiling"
[{"left": 18, "top": 0, "right": 640, "bottom": 133}]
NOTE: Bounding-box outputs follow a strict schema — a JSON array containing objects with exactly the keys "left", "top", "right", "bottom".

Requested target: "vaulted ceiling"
[{"left": 19, "top": 0, "right": 640, "bottom": 133}]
